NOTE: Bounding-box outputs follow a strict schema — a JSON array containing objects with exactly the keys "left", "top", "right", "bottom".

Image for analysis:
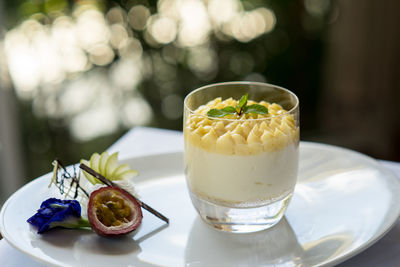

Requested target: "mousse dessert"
[{"left": 184, "top": 96, "right": 299, "bottom": 207}]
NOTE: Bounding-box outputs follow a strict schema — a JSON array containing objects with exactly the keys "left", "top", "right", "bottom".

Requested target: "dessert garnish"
[
  {"left": 80, "top": 163, "right": 169, "bottom": 224},
  {"left": 27, "top": 198, "right": 90, "bottom": 233},
  {"left": 80, "top": 152, "right": 138, "bottom": 184},
  {"left": 28, "top": 152, "right": 169, "bottom": 236},
  {"left": 87, "top": 186, "right": 142, "bottom": 236},
  {"left": 49, "top": 159, "right": 89, "bottom": 199},
  {"left": 207, "top": 93, "right": 268, "bottom": 118}
]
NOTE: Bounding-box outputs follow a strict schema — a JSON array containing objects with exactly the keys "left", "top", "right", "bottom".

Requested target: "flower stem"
[{"left": 77, "top": 218, "right": 91, "bottom": 228}]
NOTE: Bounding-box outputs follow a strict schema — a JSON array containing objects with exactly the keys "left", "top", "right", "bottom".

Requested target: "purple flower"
[{"left": 27, "top": 198, "right": 90, "bottom": 234}]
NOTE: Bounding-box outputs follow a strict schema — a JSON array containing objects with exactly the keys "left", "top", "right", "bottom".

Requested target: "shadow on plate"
[
  {"left": 185, "top": 216, "right": 303, "bottom": 266},
  {"left": 31, "top": 228, "right": 141, "bottom": 256}
]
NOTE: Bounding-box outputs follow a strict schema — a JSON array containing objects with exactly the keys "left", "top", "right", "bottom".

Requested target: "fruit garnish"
[
  {"left": 80, "top": 152, "right": 138, "bottom": 185},
  {"left": 31, "top": 155, "right": 168, "bottom": 237},
  {"left": 87, "top": 187, "right": 142, "bottom": 236},
  {"left": 207, "top": 93, "right": 269, "bottom": 118},
  {"left": 80, "top": 163, "right": 169, "bottom": 224}
]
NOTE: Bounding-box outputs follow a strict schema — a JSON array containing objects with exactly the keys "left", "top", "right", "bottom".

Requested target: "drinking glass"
[{"left": 183, "top": 81, "right": 299, "bottom": 233}]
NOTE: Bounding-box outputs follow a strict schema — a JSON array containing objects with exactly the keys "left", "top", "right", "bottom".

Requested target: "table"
[{"left": 1, "top": 127, "right": 400, "bottom": 266}]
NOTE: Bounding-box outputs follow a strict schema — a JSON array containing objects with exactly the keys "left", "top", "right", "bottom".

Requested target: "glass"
[{"left": 183, "top": 81, "right": 300, "bottom": 233}]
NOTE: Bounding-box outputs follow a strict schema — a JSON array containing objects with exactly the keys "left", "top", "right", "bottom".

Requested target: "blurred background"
[{"left": 0, "top": 0, "right": 399, "bottom": 204}]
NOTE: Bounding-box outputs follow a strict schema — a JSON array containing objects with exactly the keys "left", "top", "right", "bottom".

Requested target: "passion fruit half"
[{"left": 88, "top": 186, "right": 142, "bottom": 237}]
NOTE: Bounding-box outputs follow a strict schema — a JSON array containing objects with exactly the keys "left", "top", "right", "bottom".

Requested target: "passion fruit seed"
[{"left": 93, "top": 192, "right": 132, "bottom": 227}]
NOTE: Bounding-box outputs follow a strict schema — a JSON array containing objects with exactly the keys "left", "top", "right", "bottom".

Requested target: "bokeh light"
[
  {"left": 1, "top": 0, "right": 301, "bottom": 182},
  {"left": 3, "top": 0, "right": 278, "bottom": 113},
  {"left": 128, "top": 5, "right": 150, "bottom": 31},
  {"left": 148, "top": 15, "right": 177, "bottom": 44}
]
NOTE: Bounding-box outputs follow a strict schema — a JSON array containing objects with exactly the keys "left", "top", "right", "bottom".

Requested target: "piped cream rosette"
[{"left": 185, "top": 97, "right": 299, "bottom": 155}]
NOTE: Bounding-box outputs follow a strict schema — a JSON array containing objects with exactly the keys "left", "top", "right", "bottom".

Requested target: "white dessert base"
[
  {"left": 184, "top": 142, "right": 299, "bottom": 204},
  {"left": 184, "top": 138, "right": 299, "bottom": 232}
]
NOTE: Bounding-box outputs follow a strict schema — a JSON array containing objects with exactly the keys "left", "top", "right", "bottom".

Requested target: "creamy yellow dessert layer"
[
  {"left": 184, "top": 97, "right": 299, "bottom": 205},
  {"left": 185, "top": 97, "right": 299, "bottom": 155}
]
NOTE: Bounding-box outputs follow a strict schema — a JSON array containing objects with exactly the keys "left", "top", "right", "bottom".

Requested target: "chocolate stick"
[{"left": 79, "top": 163, "right": 169, "bottom": 224}]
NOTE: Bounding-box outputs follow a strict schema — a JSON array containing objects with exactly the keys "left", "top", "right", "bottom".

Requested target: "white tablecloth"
[{"left": 1, "top": 127, "right": 399, "bottom": 266}]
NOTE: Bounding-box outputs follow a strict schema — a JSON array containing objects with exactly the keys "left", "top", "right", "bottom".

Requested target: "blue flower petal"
[{"left": 27, "top": 198, "right": 85, "bottom": 234}]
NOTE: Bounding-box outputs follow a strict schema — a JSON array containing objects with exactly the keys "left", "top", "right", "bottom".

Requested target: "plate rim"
[
  {"left": 1, "top": 141, "right": 400, "bottom": 267},
  {"left": 298, "top": 144, "right": 400, "bottom": 266}
]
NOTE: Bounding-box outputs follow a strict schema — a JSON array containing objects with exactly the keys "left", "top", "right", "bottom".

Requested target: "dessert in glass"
[{"left": 183, "top": 81, "right": 299, "bottom": 233}]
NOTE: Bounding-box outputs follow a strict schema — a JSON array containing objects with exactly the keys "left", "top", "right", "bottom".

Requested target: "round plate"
[{"left": 1, "top": 142, "right": 400, "bottom": 267}]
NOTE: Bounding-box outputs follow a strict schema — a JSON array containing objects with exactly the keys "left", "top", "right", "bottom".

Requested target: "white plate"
[{"left": 1, "top": 142, "right": 400, "bottom": 267}]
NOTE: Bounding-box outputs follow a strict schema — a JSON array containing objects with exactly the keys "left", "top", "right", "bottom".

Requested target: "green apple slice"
[
  {"left": 98, "top": 152, "right": 108, "bottom": 175},
  {"left": 111, "top": 163, "right": 130, "bottom": 178},
  {"left": 104, "top": 152, "right": 118, "bottom": 178},
  {"left": 90, "top": 153, "right": 101, "bottom": 172},
  {"left": 112, "top": 163, "right": 139, "bottom": 180},
  {"left": 116, "top": 169, "right": 139, "bottom": 180},
  {"left": 80, "top": 159, "right": 98, "bottom": 184}
]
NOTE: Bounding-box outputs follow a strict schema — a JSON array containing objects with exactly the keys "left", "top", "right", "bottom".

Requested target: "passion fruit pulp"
[{"left": 88, "top": 186, "right": 142, "bottom": 236}]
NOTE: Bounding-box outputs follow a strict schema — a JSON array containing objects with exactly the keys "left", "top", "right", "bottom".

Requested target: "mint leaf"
[
  {"left": 207, "top": 106, "right": 237, "bottom": 118},
  {"left": 220, "top": 106, "right": 236, "bottom": 113},
  {"left": 243, "top": 104, "right": 268, "bottom": 115},
  {"left": 237, "top": 93, "right": 248, "bottom": 113}
]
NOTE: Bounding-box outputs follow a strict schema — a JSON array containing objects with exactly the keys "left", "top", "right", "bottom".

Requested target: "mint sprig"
[{"left": 207, "top": 94, "right": 268, "bottom": 118}]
